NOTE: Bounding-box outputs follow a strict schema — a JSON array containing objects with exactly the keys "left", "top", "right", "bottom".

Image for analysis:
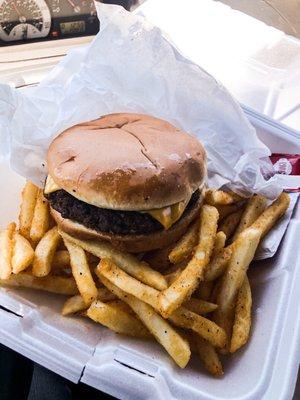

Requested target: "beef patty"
[{"left": 46, "top": 189, "right": 200, "bottom": 236}]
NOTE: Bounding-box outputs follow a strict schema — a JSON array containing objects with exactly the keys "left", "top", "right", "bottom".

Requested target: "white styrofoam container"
[{"left": 0, "top": 110, "right": 299, "bottom": 399}]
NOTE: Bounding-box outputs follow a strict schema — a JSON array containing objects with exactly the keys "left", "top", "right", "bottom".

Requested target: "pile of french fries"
[{"left": 0, "top": 182, "right": 290, "bottom": 376}]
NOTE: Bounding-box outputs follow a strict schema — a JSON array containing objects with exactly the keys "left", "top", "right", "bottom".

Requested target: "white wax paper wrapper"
[
  {"left": 255, "top": 192, "right": 299, "bottom": 260},
  {"left": 0, "top": 3, "right": 281, "bottom": 199},
  {"left": 0, "top": 3, "right": 295, "bottom": 260}
]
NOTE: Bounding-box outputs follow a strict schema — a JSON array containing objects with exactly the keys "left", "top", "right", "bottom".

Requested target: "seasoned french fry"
[
  {"left": 7, "top": 222, "right": 16, "bottom": 236},
  {"left": 213, "top": 228, "right": 260, "bottom": 350},
  {"left": 87, "top": 299, "right": 151, "bottom": 338},
  {"left": 100, "top": 258, "right": 217, "bottom": 315},
  {"left": 250, "top": 192, "right": 290, "bottom": 238},
  {"left": 12, "top": 233, "right": 34, "bottom": 274},
  {"left": 231, "top": 195, "right": 267, "bottom": 242},
  {"left": 19, "top": 181, "right": 39, "bottom": 240},
  {"left": 52, "top": 250, "right": 98, "bottom": 272},
  {"left": 0, "top": 223, "right": 16, "bottom": 279},
  {"left": 192, "top": 334, "right": 223, "bottom": 376},
  {"left": 195, "top": 236, "right": 224, "bottom": 300},
  {"left": 168, "top": 222, "right": 198, "bottom": 264},
  {"left": 98, "top": 273, "right": 191, "bottom": 368},
  {"left": 0, "top": 272, "right": 78, "bottom": 295},
  {"left": 164, "top": 267, "right": 183, "bottom": 286},
  {"left": 169, "top": 307, "right": 226, "bottom": 348},
  {"left": 62, "top": 294, "right": 86, "bottom": 315},
  {"left": 62, "top": 287, "right": 117, "bottom": 316},
  {"left": 99, "top": 259, "right": 224, "bottom": 347},
  {"left": 30, "top": 190, "right": 50, "bottom": 244},
  {"left": 64, "top": 240, "right": 98, "bottom": 306},
  {"left": 230, "top": 276, "right": 252, "bottom": 353},
  {"left": 32, "top": 227, "right": 61, "bottom": 277},
  {"left": 99, "top": 258, "right": 159, "bottom": 308},
  {"left": 218, "top": 209, "right": 244, "bottom": 240},
  {"left": 204, "top": 245, "right": 233, "bottom": 282},
  {"left": 98, "top": 258, "right": 156, "bottom": 307},
  {"left": 184, "top": 298, "right": 218, "bottom": 314},
  {"left": 159, "top": 205, "right": 219, "bottom": 318},
  {"left": 213, "top": 231, "right": 226, "bottom": 253},
  {"left": 60, "top": 231, "right": 168, "bottom": 291},
  {"left": 205, "top": 189, "right": 242, "bottom": 206}
]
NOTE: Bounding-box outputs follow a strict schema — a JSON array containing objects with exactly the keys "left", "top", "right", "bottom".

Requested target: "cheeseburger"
[{"left": 45, "top": 113, "right": 206, "bottom": 253}]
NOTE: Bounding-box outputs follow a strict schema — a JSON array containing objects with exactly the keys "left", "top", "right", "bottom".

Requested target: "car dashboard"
[{"left": 0, "top": 0, "right": 99, "bottom": 44}]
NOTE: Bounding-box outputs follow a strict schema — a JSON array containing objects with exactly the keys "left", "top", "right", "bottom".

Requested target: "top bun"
[{"left": 47, "top": 113, "right": 206, "bottom": 211}]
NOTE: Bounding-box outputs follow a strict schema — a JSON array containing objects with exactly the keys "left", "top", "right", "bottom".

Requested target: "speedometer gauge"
[
  {"left": 0, "top": 0, "right": 51, "bottom": 41},
  {"left": 50, "top": 0, "right": 96, "bottom": 17}
]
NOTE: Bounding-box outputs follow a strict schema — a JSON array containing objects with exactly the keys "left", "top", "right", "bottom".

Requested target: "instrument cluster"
[{"left": 0, "top": 0, "right": 99, "bottom": 43}]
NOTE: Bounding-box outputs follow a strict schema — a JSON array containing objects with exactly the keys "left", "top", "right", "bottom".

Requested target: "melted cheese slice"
[
  {"left": 44, "top": 175, "right": 61, "bottom": 194},
  {"left": 146, "top": 196, "right": 191, "bottom": 229},
  {"left": 44, "top": 175, "right": 191, "bottom": 229}
]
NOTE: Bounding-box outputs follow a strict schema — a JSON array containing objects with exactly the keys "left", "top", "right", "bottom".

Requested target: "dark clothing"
[{"left": 0, "top": 344, "right": 114, "bottom": 400}]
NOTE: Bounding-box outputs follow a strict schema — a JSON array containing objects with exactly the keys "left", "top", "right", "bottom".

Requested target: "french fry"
[
  {"left": 32, "top": 227, "right": 61, "bottom": 277},
  {"left": 60, "top": 231, "right": 168, "bottom": 291},
  {"left": 19, "top": 181, "right": 39, "bottom": 240},
  {"left": 64, "top": 240, "right": 98, "bottom": 306},
  {"left": 164, "top": 267, "right": 183, "bottom": 286},
  {"left": 0, "top": 272, "right": 78, "bottom": 295},
  {"left": 205, "top": 189, "right": 242, "bottom": 206},
  {"left": 105, "top": 299, "right": 133, "bottom": 314},
  {"left": 213, "top": 228, "right": 261, "bottom": 350},
  {"left": 159, "top": 205, "right": 219, "bottom": 318},
  {"left": 99, "top": 259, "right": 225, "bottom": 347},
  {"left": 100, "top": 257, "right": 217, "bottom": 315},
  {"left": 195, "top": 234, "right": 225, "bottom": 300},
  {"left": 231, "top": 195, "right": 267, "bottom": 242},
  {"left": 12, "top": 233, "right": 34, "bottom": 274},
  {"left": 250, "top": 192, "right": 290, "bottom": 238},
  {"left": 218, "top": 209, "right": 244, "bottom": 240},
  {"left": 191, "top": 333, "right": 223, "bottom": 376},
  {"left": 230, "top": 276, "right": 252, "bottom": 353},
  {"left": 184, "top": 298, "right": 218, "bottom": 314},
  {"left": 98, "top": 273, "right": 191, "bottom": 368},
  {"left": 169, "top": 307, "right": 226, "bottom": 348},
  {"left": 30, "top": 189, "right": 50, "bottom": 244},
  {"left": 204, "top": 245, "right": 233, "bottom": 282},
  {"left": 62, "top": 287, "right": 117, "bottom": 316},
  {"left": 213, "top": 231, "right": 226, "bottom": 253},
  {"left": 168, "top": 222, "right": 198, "bottom": 264},
  {"left": 87, "top": 299, "right": 151, "bottom": 338},
  {"left": 62, "top": 294, "right": 87, "bottom": 315},
  {"left": 52, "top": 250, "right": 98, "bottom": 272},
  {"left": 0, "top": 223, "right": 16, "bottom": 279},
  {"left": 99, "top": 258, "right": 159, "bottom": 309}
]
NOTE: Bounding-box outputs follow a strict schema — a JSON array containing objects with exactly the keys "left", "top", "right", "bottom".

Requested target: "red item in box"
[{"left": 270, "top": 154, "right": 300, "bottom": 192}]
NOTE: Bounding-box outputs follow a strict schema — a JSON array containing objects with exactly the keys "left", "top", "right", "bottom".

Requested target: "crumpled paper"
[
  {"left": 0, "top": 3, "right": 282, "bottom": 198},
  {"left": 0, "top": 3, "right": 295, "bottom": 259}
]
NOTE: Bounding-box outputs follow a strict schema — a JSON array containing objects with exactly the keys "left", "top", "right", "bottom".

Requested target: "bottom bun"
[{"left": 51, "top": 196, "right": 202, "bottom": 253}]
